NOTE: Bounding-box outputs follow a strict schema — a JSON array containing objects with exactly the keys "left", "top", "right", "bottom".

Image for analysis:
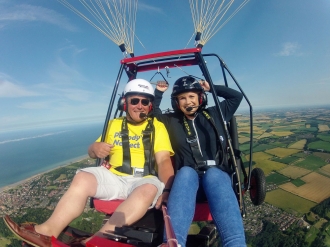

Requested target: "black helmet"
[
  {"left": 171, "top": 76, "right": 207, "bottom": 111},
  {"left": 171, "top": 76, "right": 203, "bottom": 97}
]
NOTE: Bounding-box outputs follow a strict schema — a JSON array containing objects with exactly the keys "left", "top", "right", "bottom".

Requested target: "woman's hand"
[
  {"left": 156, "top": 81, "right": 169, "bottom": 92},
  {"left": 199, "top": 80, "right": 210, "bottom": 92}
]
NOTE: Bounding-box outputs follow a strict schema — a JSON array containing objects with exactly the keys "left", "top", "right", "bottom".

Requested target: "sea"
[{"left": 0, "top": 122, "right": 104, "bottom": 189}]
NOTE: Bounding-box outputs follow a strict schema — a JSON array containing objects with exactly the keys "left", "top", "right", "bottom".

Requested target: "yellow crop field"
[
  {"left": 254, "top": 115, "right": 271, "bottom": 121},
  {"left": 247, "top": 152, "right": 287, "bottom": 175},
  {"left": 306, "top": 124, "right": 311, "bottom": 128},
  {"left": 238, "top": 126, "right": 263, "bottom": 133},
  {"left": 279, "top": 172, "right": 330, "bottom": 203},
  {"left": 271, "top": 124, "right": 304, "bottom": 129},
  {"left": 320, "top": 164, "right": 330, "bottom": 176},
  {"left": 318, "top": 124, "right": 330, "bottom": 132},
  {"left": 288, "top": 139, "right": 307, "bottom": 149},
  {"left": 256, "top": 132, "right": 273, "bottom": 139},
  {"left": 238, "top": 126, "right": 266, "bottom": 137},
  {"left": 321, "top": 164, "right": 330, "bottom": 173},
  {"left": 270, "top": 131, "right": 294, "bottom": 137},
  {"left": 278, "top": 166, "right": 311, "bottom": 179},
  {"left": 265, "top": 147, "right": 301, "bottom": 158},
  {"left": 237, "top": 122, "right": 249, "bottom": 127},
  {"left": 265, "top": 189, "right": 316, "bottom": 214},
  {"left": 239, "top": 136, "right": 250, "bottom": 144}
]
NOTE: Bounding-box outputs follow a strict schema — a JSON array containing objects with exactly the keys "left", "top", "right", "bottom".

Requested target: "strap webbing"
[{"left": 115, "top": 117, "right": 133, "bottom": 174}]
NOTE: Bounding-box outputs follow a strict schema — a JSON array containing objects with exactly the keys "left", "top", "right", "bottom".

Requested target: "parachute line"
[
  {"left": 189, "top": 0, "right": 250, "bottom": 46},
  {"left": 57, "top": 0, "right": 138, "bottom": 56}
]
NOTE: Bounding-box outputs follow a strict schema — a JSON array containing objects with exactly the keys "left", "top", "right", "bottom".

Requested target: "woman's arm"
[
  {"left": 153, "top": 89, "right": 165, "bottom": 117},
  {"left": 201, "top": 80, "right": 243, "bottom": 121}
]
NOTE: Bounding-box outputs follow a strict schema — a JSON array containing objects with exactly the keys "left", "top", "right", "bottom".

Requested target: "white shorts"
[{"left": 77, "top": 166, "right": 164, "bottom": 208}]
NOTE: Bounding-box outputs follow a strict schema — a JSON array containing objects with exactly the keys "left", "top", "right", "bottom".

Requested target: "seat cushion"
[{"left": 93, "top": 199, "right": 212, "bottom": 221}]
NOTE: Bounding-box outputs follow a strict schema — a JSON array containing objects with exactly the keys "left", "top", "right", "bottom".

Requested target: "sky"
[{"left": 1, "top": 0, "right": 330, "bottom": 131}]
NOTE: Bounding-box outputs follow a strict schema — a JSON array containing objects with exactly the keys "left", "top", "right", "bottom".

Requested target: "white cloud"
[
  {"left": 138, "top": 3, "right": 163, "bottom": 14},
  {"left": 275, "top": 42, "right": 301, "bottom": 57},
  {"left": 18, "top": 101, "right": 50, "bottom": 109},
  {"left": 0, "top": 77, "right": 39, "bottom": 98},
  {"left": 0, "top": 3, "right": 77, "bottom": 31},
  {"left": 0, "top": 115, "right": 27, "bottom": 128},
  {"left": 59, "top": 88, "right": 92, "bottom": 102}
]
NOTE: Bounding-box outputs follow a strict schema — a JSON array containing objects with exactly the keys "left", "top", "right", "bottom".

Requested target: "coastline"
[{"left": 0, "top": 154, "right": 90, "bottom": 193}]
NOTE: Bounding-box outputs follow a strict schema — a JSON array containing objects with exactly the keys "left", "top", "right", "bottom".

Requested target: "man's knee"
[
  {"left": 71, "top": 171, "right": 98, "bottom": 194},
  {"left": 134, "top": 183, "right": 158, "bottom": 200}
]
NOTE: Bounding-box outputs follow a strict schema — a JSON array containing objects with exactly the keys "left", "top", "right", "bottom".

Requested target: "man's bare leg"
[
  {"left": 34, "top": 171, "right": 97, "bottom": 237},
  {"left": 94, "top": 183, "right": 157, "bottom": 237}
]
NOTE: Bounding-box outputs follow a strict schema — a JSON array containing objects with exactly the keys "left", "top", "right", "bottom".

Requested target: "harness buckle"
[
  {"left": 133, "top": 168, "right": 144, "bottom": 177},
  {"left": 186, "top": 137, "right": 197, "bottom": 144},
  {"left": 197, "top": 160, "right": 216, "bottom": 172},
  {"left": 206, "top": 160, "right": 216, "bottom": 166}
]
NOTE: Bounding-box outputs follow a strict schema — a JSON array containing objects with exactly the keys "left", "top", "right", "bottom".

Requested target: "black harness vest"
[
  {"left": 114, "top": 117, "right": 156, "bottom": 176},
  {"left": 183, "top": 111, "right": 225, "bottom": 172}
]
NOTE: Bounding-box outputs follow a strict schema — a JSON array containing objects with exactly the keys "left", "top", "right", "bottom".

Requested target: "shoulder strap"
[
  {"left": 183, "top": 115, "right": 207, "bottom": 170},
  {"left": 142, "top": 118, "right": 156, "bottom": 176},
  {"left": 115, "top": 117, "right": 133, "bottom": 174}
]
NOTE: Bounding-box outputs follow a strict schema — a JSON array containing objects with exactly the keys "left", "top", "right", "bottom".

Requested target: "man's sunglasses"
[{"left": 130, "top": 98, "right": 150, "bottom": 106}]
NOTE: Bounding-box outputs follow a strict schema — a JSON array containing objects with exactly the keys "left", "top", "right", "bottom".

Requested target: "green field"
[
  {"left": 293, "top": 152, "right": 309, "bottom": 158},
  {"left": 308, "top": 140, "right": 330, "bottom": 152},
  {"left": 295, "top": 155, "right": 327, "bottom": 170},
  {"left": 256, "top": 123, "right": 273, "bottom": 129},
  {"left": 272, "top": 156, "right": 300, "bottom": 164},
  {"left": 265, "top": 189, "right": 316, "bottom": 215},
  {"left": 271, "top": 125, "right": 306, "bottom": 132},
  {"left": 239, "top": 143, "right": 251, "bottom": 153},
  {"left": 304, "top": 127, "right": 319, "bottom": 132},
  {"left": 305, "top": 226, "right": 319, "bottom": 246},
  {"left": 251, "top": 152, "right": 287, "bottom": 175},
  {"left": 266, "top": 173, "right": 289, "bottom": 185},
  {"left": 325, "top": 226, "right": 330, "bottom": 247},
  {"left": 317, "top": 134, "right": 330, "bottom": 142},
  {"left": 253, "top": 144, "right": 277, "bottom": 152},
  {"left": 291, "top": 178, "right": 305, "bottom": 187},
  {"left": 305, "top": 212, "right": 317, "bottom": 223},
  {"left": 267, "top": 141, "right": 287, "bottom": 147}
]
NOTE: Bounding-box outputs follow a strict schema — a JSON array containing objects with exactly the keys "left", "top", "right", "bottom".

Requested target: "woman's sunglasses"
[{"left": 130, "top": 98, "right": 150, "bottom": 106}]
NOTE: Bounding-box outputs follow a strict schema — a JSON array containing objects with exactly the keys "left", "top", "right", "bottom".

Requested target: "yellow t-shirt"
[{"left": 97, "top": 117, "right": 174, "bottom": 176}]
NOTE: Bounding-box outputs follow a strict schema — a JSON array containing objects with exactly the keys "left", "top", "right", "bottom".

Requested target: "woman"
[{"left": 154, "top": 76, "right": 246, "bottom": 247}]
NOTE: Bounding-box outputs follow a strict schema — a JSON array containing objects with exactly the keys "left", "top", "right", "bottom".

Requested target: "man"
[
  {"left": 154, "top": 76, "right": 246, "bottom": 247},
  {"left": 4, "top": 79, "right": 174, "bottom": 247}
]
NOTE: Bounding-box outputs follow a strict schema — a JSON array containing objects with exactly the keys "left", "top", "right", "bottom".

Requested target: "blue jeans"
[{"left": 166, "top": 166, "right": 246, "bottom": 247}]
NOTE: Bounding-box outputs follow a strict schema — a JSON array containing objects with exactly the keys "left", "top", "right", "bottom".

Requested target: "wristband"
[{"left": 163, "top": 188, "right": 171, "bottom": 193}]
